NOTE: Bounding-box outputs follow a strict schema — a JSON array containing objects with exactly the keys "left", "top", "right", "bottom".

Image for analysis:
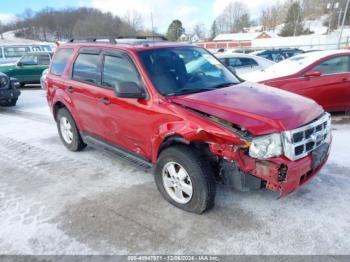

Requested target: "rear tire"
[
  {"left": 155, "top": 145, "right": 216, "bottom": 214},
  {"left": 56, "top": 108, "right": 86, "bottom": 152}
]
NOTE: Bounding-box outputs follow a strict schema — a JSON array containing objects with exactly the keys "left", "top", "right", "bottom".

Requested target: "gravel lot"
[{"left": 0, "top": 89, "right": 349, "bottom": 255}]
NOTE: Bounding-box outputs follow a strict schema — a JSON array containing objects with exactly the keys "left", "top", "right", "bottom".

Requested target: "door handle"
[
  {"left": 99, "top": 97, "right": 111, "bottom": 105},
  {"left": 342, "top": 78, "right": 349, "bottom": 82},
  {"left": 66, "top": 86, "right": 74, "bottom": 93}
]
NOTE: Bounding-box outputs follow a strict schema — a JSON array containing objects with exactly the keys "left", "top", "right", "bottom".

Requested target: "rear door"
[{"left": 64, "top": 48, "right": 106, "bottom": 138}]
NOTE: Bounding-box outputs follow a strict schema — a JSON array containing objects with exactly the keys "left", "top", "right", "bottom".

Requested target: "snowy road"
[{"left": 0, "top": 90, "right": 349, "bottom": 255}]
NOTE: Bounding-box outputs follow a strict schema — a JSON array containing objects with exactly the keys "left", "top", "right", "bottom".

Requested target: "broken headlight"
[{"left": 249, "top": 133, "right": 283, "bottom": 159}]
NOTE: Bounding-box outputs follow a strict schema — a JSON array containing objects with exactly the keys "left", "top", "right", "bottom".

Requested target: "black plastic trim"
[{"left": 81, "top": 133, "right": 153, "bottom": 170}]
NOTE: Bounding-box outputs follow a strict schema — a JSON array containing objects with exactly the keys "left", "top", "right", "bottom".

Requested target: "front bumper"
[
  {"left": 0, "top": 88, "right": 21, "bottom": 101},
  {"left": 210, "top": 137, "right": 331, "bottom": 196},
  {"left": 252, "top": 140, "right": 331, "bottom": 196}
]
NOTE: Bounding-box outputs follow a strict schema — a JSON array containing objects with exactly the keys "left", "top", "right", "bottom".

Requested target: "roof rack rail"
[
  {"left": 116, "top": 35, "right": 168, "bottom": 41},
  {"left": 68, "top": 35, "right": 168, "bottom": 44},
  {"left": 68, "top": 37, "right": 117, "bottom": 44}
]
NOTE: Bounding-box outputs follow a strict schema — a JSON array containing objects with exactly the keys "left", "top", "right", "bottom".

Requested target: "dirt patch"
[{"left": 53, "top": 184, "right": 261, "bottom": 254}]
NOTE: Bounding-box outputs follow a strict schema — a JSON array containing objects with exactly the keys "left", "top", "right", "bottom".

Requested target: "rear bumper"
[
  {"left": 0, "top": 88, "right": 21, "bottom": 101},
  {"left": 253, "top": 142, "right": 331, "bottom": 196}
]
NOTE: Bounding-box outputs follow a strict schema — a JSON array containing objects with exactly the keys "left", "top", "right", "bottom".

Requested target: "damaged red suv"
[{"left": 46, "top": 37, "right": 332, "bottom": 213}]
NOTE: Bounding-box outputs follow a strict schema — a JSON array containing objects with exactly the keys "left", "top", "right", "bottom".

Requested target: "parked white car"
[
  {"left": 215, "top": 52, "right": 275, "bottom": 75},
  {"left": 0, "top": 44, "right": 53, "bottom": 65}
]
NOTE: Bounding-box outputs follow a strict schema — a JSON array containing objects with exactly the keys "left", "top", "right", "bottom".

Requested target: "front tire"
[
  {"left": 155, "top": 145, "right": 216, "bottom": 214},
  {"left": 0, "top": 98, "right": 17, "bottom": 107},
  {"left": 56, "top": 108, "right": 86, "bottom": 152}
]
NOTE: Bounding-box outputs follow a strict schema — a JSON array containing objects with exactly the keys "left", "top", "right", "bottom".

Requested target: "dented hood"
[{"left": 168, "top": 82, "right": 324, "bottom": 135}]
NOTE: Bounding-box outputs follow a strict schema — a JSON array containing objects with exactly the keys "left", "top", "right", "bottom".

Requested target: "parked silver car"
[
  {"left": 40, "top": 69, "right": 49, "bottom": 89},
  {"left": 215, "top": 52, "right": 275, "bottom": 75}
]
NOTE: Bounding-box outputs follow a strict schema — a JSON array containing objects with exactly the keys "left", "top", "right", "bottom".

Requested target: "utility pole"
[
  {"left": 338, "top": 0, "right": 350, "bottom": 48},
  {"left": 337, "top": 8, "right": 343, "bottom": 29}
]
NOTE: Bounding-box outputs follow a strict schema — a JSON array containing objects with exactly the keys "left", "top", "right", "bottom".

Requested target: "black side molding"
[{"left": 81, "top": 133, "right": 153, "bottom": 170}]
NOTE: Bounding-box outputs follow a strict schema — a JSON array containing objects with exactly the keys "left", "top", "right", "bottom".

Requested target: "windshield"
[
  {"left": 138, "top": 47, "right": 240, "bottom": 96},
  {"left": 263, "top": 53, "right": 320, "bottom": 77}
]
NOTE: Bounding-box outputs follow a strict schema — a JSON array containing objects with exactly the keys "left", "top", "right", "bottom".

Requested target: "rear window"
[
  {"left": 4, "top": 46, "right": 30, "bottom": 58},
  {"left": 51, "top": 48, "right": 73, "bottom": 76},
  {"left": 72, "top": 53, "right": 100, "bottom": 84}
]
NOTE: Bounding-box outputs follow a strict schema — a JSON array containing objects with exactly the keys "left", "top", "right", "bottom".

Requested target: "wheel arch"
[
  {"left": 52, "top": 99, "right": 83, "bottom": 132},
  {"left": 155, "top": 134, "right": 213, "bottom": 163}
]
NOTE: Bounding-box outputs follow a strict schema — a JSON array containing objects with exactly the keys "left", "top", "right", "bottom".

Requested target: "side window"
[
  {"left": 311, "top": 56, "right": 350, "bottom": 75},
  {"left": 20, "top": 54, "right": 38, "bottom": 66},
  {"left": 228, "top": 58, "right": 242, "bottom": 67},
  {"left": 271, "top": 53, "right": 284, "bottom": 62},
  {"left": 102, "top": 55, "right": 141, "bottom": 88},
  {"left": 4, "top": 46, "right": 30, "bottom": 58},
  {"left": 39, "top": 54, "right": 51, "bottom": 65},
  {"left": 51, "top": 48, "right": 74, "bottom": 76},
  {"left": 239, "top": 58, "right": 259, "bottom": 67},
  {"left": 72, "top": 53, "right": 100, "bottom": 84},
  {"left": 228, "top": 58, "right": 258, "bottom": 67},
  {"left": 32, "top": 46, "right": 41, "bottom": 52},
  {"left": 259, "top": 54, "right": 270, "bottom": 60},
  {"left": 218, "top": 58, "right": 226, "bottom": 64}
]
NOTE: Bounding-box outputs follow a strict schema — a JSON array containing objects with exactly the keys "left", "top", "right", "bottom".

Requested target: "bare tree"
[
  {"left": 192, "top": 23, "right": 207, "bottom": 39},
  {"left": 13, "top": 7, "right": 136, "bottom": 41},
  {"left": 216, "top": 1, "right": 251, "bottom": 33},
  {"left": 260, "top": 4, "right": 282, "bottom": 31},
  {"left": 124, "top": 10, "right": 143, "bottom": 32}
]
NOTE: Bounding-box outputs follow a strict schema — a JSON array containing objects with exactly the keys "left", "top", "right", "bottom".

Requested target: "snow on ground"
[
  {"left": 328, "top": 119, "right": 350, "bottom": 169},
  {"left": 0, "top": 89, "right": 349, "bottom": 255},
  {"left": 0, "top": 31, "right": 46, "bottom": 45}
]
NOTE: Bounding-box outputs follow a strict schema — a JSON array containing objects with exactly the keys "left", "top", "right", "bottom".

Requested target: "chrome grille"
[{"left": 282, "top": 113, "right": 331, "bottom": 161}]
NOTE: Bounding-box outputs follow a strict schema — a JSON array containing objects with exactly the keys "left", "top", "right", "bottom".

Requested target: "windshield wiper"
[
  {"left": 168, "top": 87, "right": 216, "bottom": 96},
  {"left": 210, "top": 82, "right": 236, "bottom": 89}
]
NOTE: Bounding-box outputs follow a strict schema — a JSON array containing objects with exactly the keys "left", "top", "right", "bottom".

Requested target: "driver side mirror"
[
  {"left": 114, "top": 81, "right": 146, "bottom": 99},
  {"left": 305, "top": 70, "right": 321, "bottom": 77},
  {"left": 227, "top": 66, "right": 237, "bottom": 75},
  {"left": 17, "top": 62, "right": 23, "bottom": 67}
]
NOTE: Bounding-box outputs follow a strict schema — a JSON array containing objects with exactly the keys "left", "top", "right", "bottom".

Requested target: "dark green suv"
[{"left": 0, "top": 51, "right": 53, "bottom": 87}]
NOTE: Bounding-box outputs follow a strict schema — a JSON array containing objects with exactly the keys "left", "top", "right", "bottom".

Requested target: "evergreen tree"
[
  {"left": 280, "top": 2, "right": 313, "bottom": 36},
  {"left": 166, "top": 20, "right": 185, "bottom": 41},
  {"left": 210, "top": 20, "right": 218, "bottom": 40}
]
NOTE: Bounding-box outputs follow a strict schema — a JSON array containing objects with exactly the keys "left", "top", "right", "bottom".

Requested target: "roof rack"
[{"left": 68, "top": 35, "right": 168, "bottom": 44}]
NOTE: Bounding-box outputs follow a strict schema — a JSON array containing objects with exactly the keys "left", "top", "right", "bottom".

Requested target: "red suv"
[{"left": 46, "top": 37, "right": 332, "bottom": 214}]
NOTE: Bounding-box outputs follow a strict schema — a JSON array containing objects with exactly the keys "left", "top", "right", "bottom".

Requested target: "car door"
[
  {"left": 37, "top": 53, "right": 51, "bottom": 76},
  {"left": 64, "top": 48, "right": 107, "bottom": 139},
  {"left": 268, "top": 55, "right": 350, "bottom": 112},
  {"left": 12, "top": 54, "right": 43, "bottom": 82},
  {"left": 95, "top": 50, "right": 155, "bottom": 159},
  {"left": 301, "top": 55, "right": 350, "bottom": 111}
]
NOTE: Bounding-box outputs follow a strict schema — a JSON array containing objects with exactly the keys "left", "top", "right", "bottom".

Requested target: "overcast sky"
[{"left": 0, "top": 0, "right": 284, "bottom": 32}]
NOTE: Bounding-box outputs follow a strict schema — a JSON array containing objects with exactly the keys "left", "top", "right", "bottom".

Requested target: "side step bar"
[{"left": 81, "top": 134, "right": 153, "bottom": 170}]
